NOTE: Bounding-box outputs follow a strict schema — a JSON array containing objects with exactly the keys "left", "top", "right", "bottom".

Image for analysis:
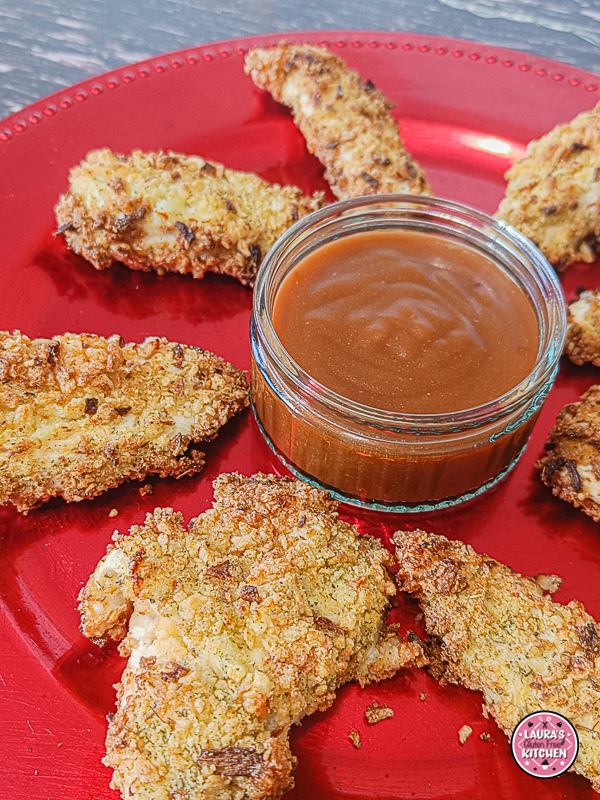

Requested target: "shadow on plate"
[{"left": 32, "top": 235, "right": 252, "bottom": 324}]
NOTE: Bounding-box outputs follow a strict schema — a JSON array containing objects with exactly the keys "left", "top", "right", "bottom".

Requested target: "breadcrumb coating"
[
  {"left": 537, "top": 384, "right": 600, "bottom": 521},
  {"left": 497, "top": 102, "right": 600, "bottom": 271},
  {"left": 80, "top": 474, "right": 426, "bottom": 800},
  {"left": 566, "top": 288, "right": 600, "bottom": 365},
  {"left": 55, "top": 149, "right": 324, "bottom": 285},
  {"left": 244, "top": 43, "right": 431, "bottom": 200},
  {"left": 0, "top": 331, "right": 248, "bottom": 513},
  {"left": 394, "top": 529, "right": 600, "bottom": 792}
]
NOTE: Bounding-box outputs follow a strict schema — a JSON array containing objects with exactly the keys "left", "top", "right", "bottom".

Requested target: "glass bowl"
[{"left": 250, "top": 195, "right": 566, "bottom": 512}]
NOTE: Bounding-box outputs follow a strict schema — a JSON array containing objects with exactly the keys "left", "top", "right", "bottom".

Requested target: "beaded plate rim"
[{"left": 1, "top": 29, "right": 599, "bottom": 143}]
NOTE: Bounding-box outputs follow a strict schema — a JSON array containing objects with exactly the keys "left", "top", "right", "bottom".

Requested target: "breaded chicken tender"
[
  {"left": 394, "top": 529, "right": 600, "bottom": 792},
  {"left": 244, "top": 43, "right": 430, "bottom": 200},
  {"left": 537, "top": 384, "right": 600, "bottom": 521},
  {"left": 566, "top": 288, "right": 600, "bottom": 365},
  {"left": 55, "top": 149, "right": 324, "bottom": 285},
  {"left": 0, "top": 331, "right": 248, "bottom": 512},
  {"left": 80, "top": 474, "right": 427, "bottom": 800},
  {"left": 497, "top": 102, "right": 600, "bottom": 271}
]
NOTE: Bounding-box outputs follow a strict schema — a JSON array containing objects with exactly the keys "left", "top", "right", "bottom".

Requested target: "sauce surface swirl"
[{"left": 272, "top": 230, "right": 539, "bottom": 414}]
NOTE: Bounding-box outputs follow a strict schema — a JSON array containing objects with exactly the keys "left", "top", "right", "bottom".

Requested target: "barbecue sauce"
[{"left": 272, "top": 230, "right": 538, "bottom": 414}]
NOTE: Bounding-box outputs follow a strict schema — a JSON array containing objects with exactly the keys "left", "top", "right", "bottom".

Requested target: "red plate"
[{"left": 1, "top": 30, "right": 599, "bottom": 800}]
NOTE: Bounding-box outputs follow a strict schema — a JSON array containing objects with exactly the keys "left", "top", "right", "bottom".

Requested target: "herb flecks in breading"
[
  {"left": 394, "top": 529, "right": 600, "bottom": 793},
  {"left": 55, "top": 149, "right": 324, "bottom": 285},
  {"left": 0, "top": 331, "right": 248, "bottom": 512},
  {"left": 80, "top": 474, "right": 427, "bottom": 800}
]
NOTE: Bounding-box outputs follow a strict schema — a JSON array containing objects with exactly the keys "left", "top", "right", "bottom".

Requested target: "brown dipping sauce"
[
  {"left": 272, "top": 230, "right": 539, "bottom": 414},
  {"left": 252, "top": 221, "right": 549, "bottom": 508}
]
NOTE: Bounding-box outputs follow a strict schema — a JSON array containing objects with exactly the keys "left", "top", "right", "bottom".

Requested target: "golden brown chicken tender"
[
  {"left": 497, "top": 102, "right": 600, "bottom": 271},
  {"left": 537, "top": 384, "right": 600, "bottom": 521},
  {"left": 80, "top": 473, "right": 426, "bottom": 800},
  {"left": 566, "top": 288, "right": 600, "bottom": 365},
  {"left": 244, "top": 43, "right": 430, "bottom": 200},
  {"left": 394, "top": 529, "right": 600, "bottom": 792},
  {"left": 55, "top": 149, "right": 324, "bottom": 284},
  {"left": 0, "top": 331, "right": 248, "bottom": 512}
]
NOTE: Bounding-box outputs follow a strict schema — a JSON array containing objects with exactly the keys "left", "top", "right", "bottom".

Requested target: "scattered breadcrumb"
[
  {"left": 497, "top": 101, "right": 600, "bottom": 271},
  {"left": 245, "top": 43, "right": 430, "bottom": 201},
  {"left": 80, "top": 474, "right": 426, "bottom": 800},
  {"left": 55, "top": 149, "right": 324, "bottom": 285},
  {"left": 349, "top": 730, "right": 362, "bottom": 749},
  {"left": 482, "top": 705, "right": 489, "bottom": 719},
  {"left": 108, "top": 508, "right": 118, "bottom": 518},
  {"left": 364, "top": 700, "right": 394, "bottom": 724},
  {"left": 537, "top": 384, "right": 600, "bottom": 521},
  {"left": 394, "top": 529, "right": 600, "bottom": 793},
  {"left": 458, "top": 725, "right": 473, "bottom": 745},
  {"left": 565, "top": 288, "right": 600, "bottom": 365},
  {"left": 419, "top": 693, "right": 427, "bottom": 702},
  {"left": 480, "top": 732, "right": 491, "bottom": 742},
  {"left": 0, "top": 331, "right": 249, "bottom": 513},
  {"left": 138, "top": 483, "right": 153, "bottom": 497}
]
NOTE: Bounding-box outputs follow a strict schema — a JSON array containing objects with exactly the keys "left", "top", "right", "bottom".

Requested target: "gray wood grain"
[{"left": 1, "top": 0, "right": 599, "bottom": 120}]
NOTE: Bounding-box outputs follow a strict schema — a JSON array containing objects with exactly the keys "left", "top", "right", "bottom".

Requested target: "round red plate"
[{"left": 1, "top": 30, "right": 599, "bottom": 800}]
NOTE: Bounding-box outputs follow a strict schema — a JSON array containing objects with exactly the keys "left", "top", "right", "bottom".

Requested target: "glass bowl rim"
[{"left": 252, "top": 194, "right": 567, "bottom": 432}]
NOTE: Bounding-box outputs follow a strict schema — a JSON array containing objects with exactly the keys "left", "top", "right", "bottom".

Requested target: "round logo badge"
[{"left": 511, "top": 711, "right": 579, "bottom": 779}]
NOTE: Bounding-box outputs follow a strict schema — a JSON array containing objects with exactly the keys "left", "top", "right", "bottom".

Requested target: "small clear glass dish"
[{"left": 250, "top": 195, "right": 566, "bottom": 512}]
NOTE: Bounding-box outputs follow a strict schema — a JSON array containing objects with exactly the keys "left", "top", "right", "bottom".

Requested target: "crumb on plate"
[
  {"left": 349, "top": 730, "right": 362, "bottom": 749},
  {"left": 364, "top": 700, "right": 394, "bottom": 724},
  {"left": 458, "top": 725, "right": 473, "bottom": 745}
]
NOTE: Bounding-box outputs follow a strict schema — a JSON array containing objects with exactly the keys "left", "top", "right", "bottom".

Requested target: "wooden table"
[{"left": 0, "top": 0, "right": 599, "bottom": 120}]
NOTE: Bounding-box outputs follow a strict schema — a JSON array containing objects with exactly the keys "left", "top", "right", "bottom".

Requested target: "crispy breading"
[
  {"left": 80, "top": 474, "right": 427, "bottom": 800},
  {"left": 497, "top": 102, "right": 600, "bottom": 271},
  {"left": 536, "top": 384, "right": 600, "bottom": 521},
  {"left": 0, "top": 331, "right": 248, "bottom": 513},
  {"left": 244, "top": 43, "right": 430, "bottom": 200},
  {"left": 394, "top": 529, "right": 600, "bottom": 792},
  {"left": 566, "top": 288, "right": 600, "bottom": 365},
  {"left": 55, "top": 149, "right": 324, "bottom": 285}
]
